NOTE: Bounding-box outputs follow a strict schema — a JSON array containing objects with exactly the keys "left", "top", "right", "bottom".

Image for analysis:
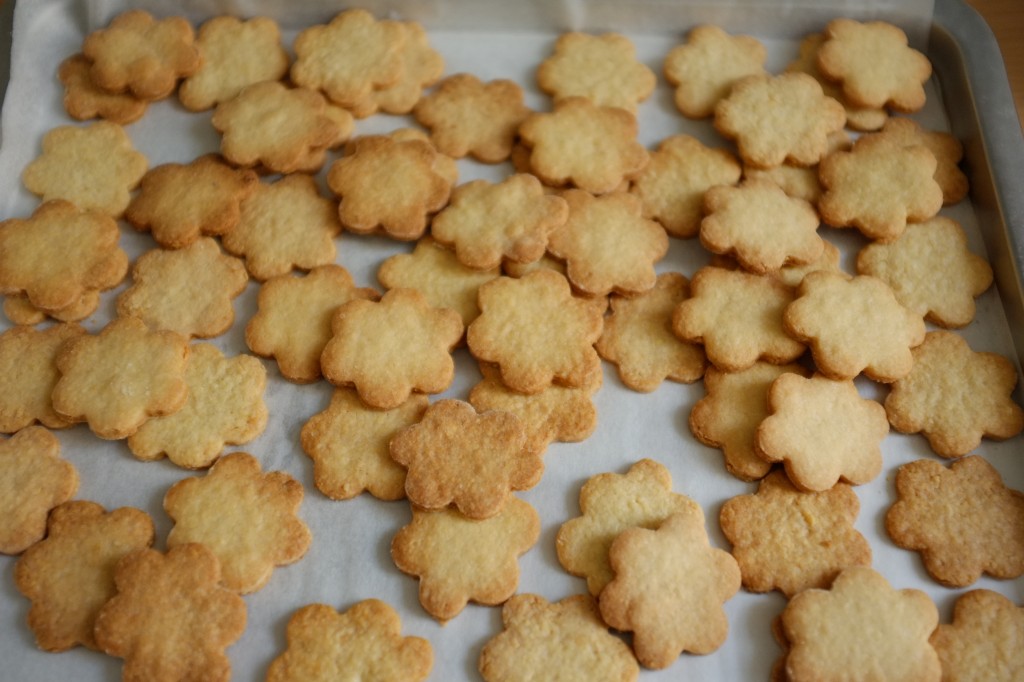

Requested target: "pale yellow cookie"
[
  {"left": 370, "top": 21, "right": 444, "bottom": 116},
  {"left": 0, "top": 324, "right": 85, "bottom": 433},
  {"left": 774, "top": 239, "right": 846, "bottom": 289},
  {"left": 58, "top": 54, "right": 148, "bottom": 124},
  {"left": 3, "top": 290, "right": 100, "bottom": 325},
  {"left": 930, "top": 590, "right": 1024, "bottom": 681}
]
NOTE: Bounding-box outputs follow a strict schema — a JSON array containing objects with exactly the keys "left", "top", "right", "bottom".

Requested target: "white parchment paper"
[{"left": 3, "top": 1, "right": 1022, "bottom": 681}]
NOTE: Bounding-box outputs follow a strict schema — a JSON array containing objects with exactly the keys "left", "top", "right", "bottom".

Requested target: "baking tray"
[{"left": 0, "top": 0, "right": 1021, "bottom": 680}]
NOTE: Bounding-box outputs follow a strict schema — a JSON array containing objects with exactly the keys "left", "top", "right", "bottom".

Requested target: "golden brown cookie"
[
  {"left": 0, "top": 324, "right": 85, "bottom": 433},
  {"left": 3, "top": 290, "right": 100, "bottom": 326},
  {"left": 929, "top": 590, "right": 1024, "bottom": 681},
  {"left": 774, "top": 239, "right": 847, "bottom": 288},
  {"left": 58, "top": 54, "right": 148, "bottom": 124},
  {"left": 369, "top": 21, "right": 444, "bottom": 117}
]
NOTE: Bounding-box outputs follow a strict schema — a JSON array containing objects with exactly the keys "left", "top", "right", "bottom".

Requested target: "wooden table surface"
[{"left": 966, "top": 0, "right": 1024, "bottom": 131}]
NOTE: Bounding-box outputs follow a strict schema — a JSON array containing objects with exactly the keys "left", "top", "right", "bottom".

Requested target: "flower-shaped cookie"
[
  {"left": 389, "top": 399, "right": 543, "bottom": 519},
  {"left": 164, "top": 452, "right": 311, "bottom": 593},
  {"left": 369, "top": 21, "right": 444, "bottom": 116},
  {"left": 14, "top": 501, "right": 154, "bottom": 651},
  {"left": 266, "top": 600, "right": 432, "bottom": 682},
  {"left": 0, "top": 323, "right": 85, "bottom": 433},
  {"left": 930, "top": 590, "right": 1024, "bottom": 681},
  {"left": 58, "top": 54, "right": 148, "bottom": 124},
  {"left": 391, "top": 497, "right": 540, "bottom": 621},
  {"left": 3, "top": 290, "right": 101, "bottom": 325},
  {"left": 537, "top": 31, "right": 656, "bottom": 112},
  {"left": 93, "top": 544, "right": 247, "bottom": 682},
  {"left": 321, "top": 288, "right": 463, "bottom": 409}
]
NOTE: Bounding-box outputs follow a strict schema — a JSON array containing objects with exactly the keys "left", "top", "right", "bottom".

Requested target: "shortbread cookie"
[
  {"left": 714, "top": 72, "right": 847, "bottom": 169},
  {"left": 13, "top": 501, "right": 154, "bottom": 650},
  {"left": 266, "top": 600, "right": 433, "bottom": 682},
  {"left": 467, "top": 270, "right": 604, "bottom": 394},
  {"left": 178, "top": 16, "right": 290, "bottom": 111},
  {"left": 389, "top": 399, "right": 543, "bottom": 519},
  {"left": 478, "top": 594, "right": 639, "bottom": 682},
  {"left": 370, "top": 21, "right": 444, "bottom": 116},
  {"left": 600, "top": 509, "right": 741, "bottom": 669},
  {"left": 536, "top": 31, "right": 656, "bottom": 112},
  {"left": 663, "top": 24, "right": 767, "bottom": 119},
  {"left": 291, "top": 9, "right": 406, "bottom": 108},
  {"left": 857, "top": 217, "right": 992, "bottom": 328},
  {"left": 783, "top": 271, "right": 925, "bottom": 382},
  {"left": 756, "top": 373, "right": 889, "bottom": 491},
  {"left": 673, "top": 266, "right": 805, "bottom": 372},
  {"left": 720, "top": 471, "right": 871, "bottom": 597},
  {"left": 781, "top": 566, "right": 940, "bottom": 682},
  {"left": 518, "top": 97, "right": 649, "bottom": 194},
  {"left": 127, "top": 344, "right": 267, "bottom": 470},
  {"left": 52, "top": 317, "right": 189, "bottom": 439},
  {"left": 741, "top": 130, "right": 851, "bottom": 207},
  {"left": 0, "top": 324, "right": 85, "bottom": 433},
  {"left": 501, "top": 252, "right": 567, "bottom": 279},
  {"left": 596, "top": 272, "right": 706, "bottom": 392},
  {"left": 774, "top": 239, "right": 846, "bottom": 288},
  {"left": 700, "top": 178, "right": 823, "bottom": 274},
  {"left": 431, "top": 174, "right": 569, "bottom": 270},
  {"left": 556, "top": 458, "right": 701, "bottom": 595},
  {"left": 327, "top": 135, "right": 453, "bottom": 240},
  {"left": 930, "top": 590, "right": 1024, "bottom": 681},
  {"left": 58, "top": 54, "right": 148, "bottom": 124},
  {"left": 0, "top": 427, "right": 78, "bottom": 555},
  {"left": 82, "top": 9, "right": 201, "bottom": 101},
  {"left": 246, "top": 265, "right": 379, "bottom": 383},
  {"left": 93, "top": 543, "right": 247, "bottom": 682},
  {"left": 391, "top": 496, "right": 540, "bottom": 621},
  {"left": 224, "top": 173, "right": 341, "bottom": 281},
  {"left": 690, "top": 362, "right": 809, "bottom": 481},
  {"left": 629, "top": 134, "right": 742, "bottom": 238},
  {"left": 413, "top": 73, "right": 530, "bottom": 163},
  {"left": 165, "top": 452, "right": 311, "bottom": 593},
  {"left": 3, "top": 290, "right": 100, "bottom": 325},
  {"left": 22, "top": 122, "right": 147, "bottom": 217},
  {"left": 116, "top": 238, "right": 248, "bottom": 339},
  {"left": 548, "top": 190, "right": 668, "bottom": 297},
  {"left": 0, "top": 200, "right": 128, "bottom": 313},
  {"left": 344, "top": 128, "right": 459, "bottom": 186},
  {"left": 321, "top": 287, "right": 463, "bottom": 409},
  {"left": 884, "top": 331, "right": 1023, "bottom": 457},
  {"left": 817, "top": 18, "right": 932, "bottom": 112},
  {"left": 377, "top": 237, "right": 499, "bottom": 330},
  {"left": 300, "top": 388, "right": 427, "bottom": 501},
  {"left": 125, "top": 155, "right": 259, "bottom": 249},
  {"left": 469, "top": 362, "right": 600, "bottom": 456},
  {"left": 887, "top": 456, "right": 1024, "bottom": 586}
]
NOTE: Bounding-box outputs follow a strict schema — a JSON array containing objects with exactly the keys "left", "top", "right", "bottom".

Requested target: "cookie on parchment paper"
[
  {"left": 0, "top": 323, "right": 85, "bottom": 433},
  {"left": 929, "top": 590, "right": 1024, "bottom": 681},
  {"left": 369, "top": 21, "right": 445, "bottom": 117}
]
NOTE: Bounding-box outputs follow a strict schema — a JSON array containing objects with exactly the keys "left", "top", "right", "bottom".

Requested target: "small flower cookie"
[
  {"left": 556, "top": 458, "right": 701, "bottom": 596},
  {"left": 857, "top": 217, "right": 993, "bottom": 328},
  {"left": 741, "top": 130, "right": 851, "bottom": 206},
  {"left": 22, "top": 122, "right": 147, "bottom": 217},
  {"left": 321, "top": 288, "right": 463, "bottom": 409},
  {"left": 783, "top": 271, "right": 926, "bottom": 382},
  {"left": 178, "top": 16, "right": 290, "bottom": 111},
  {"left": 52, "top": 317, "right": 190, "bottom": 440},
  {"left": 82, "top": 9, "right": 201, "bottom": 101},
  {"left": 886, "top": 456, "right": 1024, "bottom": 588},
  {"left": 536, "top": 32, "right": 656, "bottom": 112},
  {"left": 266, "top": 600, "right": 433, "bottom": 682},
  {"left": 125, "top": 155, "right": 259, "bottom": 250},
  {"left": 596, "top": 272, "right": 706, "bottom": 392},
  {"left": 714, "top": 72, "right": 847, "bottom": 169},
  {"left": 690, "top": 363, "right": 809, "bottom": 482},
  {"left": 0, "top": 324, "right": 85, "bottom": 433},
  {"left": 246, "top": 265, "right": 379, "bottom": 383},
  {"left": 756, "top": 373, "right": 889, "bottom": 491},
  {"left": 3, "top": 291, "right": 100, "bottom": 326},
  {"left": 164, "top": 452, "right": 311, "bottom": 593},
  {"left": 58, "top": 54, "right": 148, "bottom": 124},
  {"left": 300, "top": 388, "right": 427, "bottom": 501},
  {"left": 548, "top": 190, "right": 668, "bottom": 297},
  {"left": 13, "top": 501, "right": 154, "bottom": 651},
  {"left": 663, "top": 24, "right": 767, "bottom": 119},
  {"left": 518, "top": 97, "right": 649, "bottom": 194},
  {"left": 93, "top": 543, "right": 247, "bottom": 682},
  {"left": 431, "top": 174, "right": 569, "bottom": 271},
  {"left": 369, "top": 21, "right": 444, "bottom": 117},
  {"left": 413, "top": 73, "right": 531, "bottom": 163},
  {"left": 478, "top": 594, "right": 639, "bottom": 682},
  {"left": 817, "top": 18, "right": 932, "bottom": 112},
  {"left": 629, "top": 134, "right": 742, "bottom": 238},
  {"left": 780, "top": 567, "right": 940, "bottom": 682},
  {"left": 389, "top": 399, "right": 543, "bottom": 519},
  {"left": 930, "top": 590, "right": 1024, "bottom": 681},
  {"left": 720, "top": 471, "right": 871, "bottom": 597},
  {"left": 127, "top": 344, "right": 268, "bottom": 470},
  {"left": 391, "top": 496, "right": 540, "bottom": 621},
  {"left": 0, "top": 427, "right": 78, "bottom": 555},
  {"left": 116, "top": 238, "right": 248, "bottom": 339},
  {"left": 600, "top": 509, "right": 741, "bottom": 669},
  {"left": 885, "top": 331, "right": 1024, "bottom": 457},
  {"left": 673, "top": 266, "right": 805, "bottom": 373},
  {"left": 467, "top": 270, "right": 604, "bottom": 394}
]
